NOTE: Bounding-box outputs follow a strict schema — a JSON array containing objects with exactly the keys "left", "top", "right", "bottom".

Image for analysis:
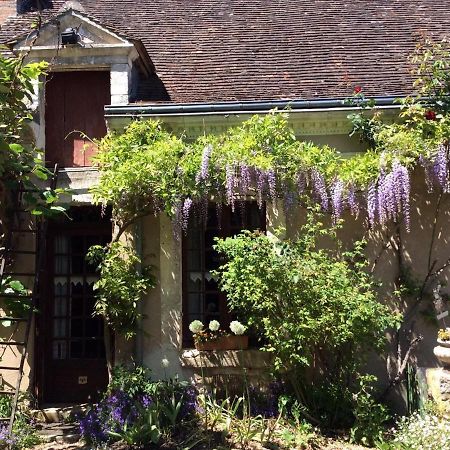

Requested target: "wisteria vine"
[{"left": 91, "top": 111, "right": 450, "bottom": 237}]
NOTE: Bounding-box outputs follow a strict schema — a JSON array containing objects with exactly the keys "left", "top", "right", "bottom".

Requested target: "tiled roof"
[{"left": 1, "top": 0, "right": 449, "bottom": 103}]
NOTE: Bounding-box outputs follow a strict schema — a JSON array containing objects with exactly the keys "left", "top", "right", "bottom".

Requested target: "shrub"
[
  {"left": 350, "top": 375, "right": 390, "bottom": 447},
  {"left": 214, "top": 210, "right": 399, "bottom": 426}
]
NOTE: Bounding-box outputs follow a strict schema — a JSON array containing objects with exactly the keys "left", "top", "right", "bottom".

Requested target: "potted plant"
[
  {"left": 189, "top": 320, "right": 249, "bottom": 351},
  {"left": 434, "top": 328, "right": 450, "bottom": 368}
]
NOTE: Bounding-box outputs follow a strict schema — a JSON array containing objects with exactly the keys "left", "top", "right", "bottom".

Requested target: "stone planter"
[
  {"left": 433, "top": 339, "right": 450, "bottom": 368},
  {"left": 195, "top": 335, "right": 249, "bottom": 351}
]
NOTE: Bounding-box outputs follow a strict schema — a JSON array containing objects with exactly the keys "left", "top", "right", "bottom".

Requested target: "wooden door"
[
  {"left": 39, "top": 207, "right": 111, "bottom": 404},
  {"left": 45, "top": 71, "right": 110, "bottom": 167}
]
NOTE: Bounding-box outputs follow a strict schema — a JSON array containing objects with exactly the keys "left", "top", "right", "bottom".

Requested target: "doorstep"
[{"left": 31, "top": 404, "right": 89, "bottom": 424}]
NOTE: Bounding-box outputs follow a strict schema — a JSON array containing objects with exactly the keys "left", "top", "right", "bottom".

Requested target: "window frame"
[{"left": 181, "top": 201, "right": 266, "bottom": 347}]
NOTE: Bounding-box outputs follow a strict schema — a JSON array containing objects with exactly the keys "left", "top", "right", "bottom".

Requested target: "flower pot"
[
  {"left": 434, "top": 339, "right": 450, "bottom": 368},
  {"left": 195, "top": 335, "right": 249, "bottom": 351}
]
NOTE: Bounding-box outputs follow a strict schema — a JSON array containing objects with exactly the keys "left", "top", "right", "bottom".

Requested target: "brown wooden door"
[
  {"left": 45, "top": 71, "right": 110, "bottom": 167},
  {"left": 39, "top": 208, "right": 111, "bottom": 403}
]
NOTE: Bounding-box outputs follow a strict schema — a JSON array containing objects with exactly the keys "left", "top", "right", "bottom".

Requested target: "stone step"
[
  {"left": 37, "top": 422, "right": 81, "bottom": 444},
  {"left": 31, "top": 403, "right": 89, "bottom": 424}
]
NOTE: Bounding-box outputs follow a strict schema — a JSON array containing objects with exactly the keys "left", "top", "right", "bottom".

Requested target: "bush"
[
  {"left": 214, "top": 210, "right": 399, "bottom": 426},
  {"left": 79, "top": 365, "right": 199, "bottom": 447}
]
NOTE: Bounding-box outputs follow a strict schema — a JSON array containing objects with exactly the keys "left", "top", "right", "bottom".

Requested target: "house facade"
[{"left": 0, "top": 0, "right": 449, "bottom": 408}]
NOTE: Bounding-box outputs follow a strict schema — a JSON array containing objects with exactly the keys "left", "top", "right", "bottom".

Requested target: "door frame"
[{"left": 35, "top": 215, "right": 112, "bottom": 405}]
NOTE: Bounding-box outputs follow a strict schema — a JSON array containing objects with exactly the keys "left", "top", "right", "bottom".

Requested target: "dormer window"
[{"left": 17, "top": 0, "right": 52, "bottom": 14}]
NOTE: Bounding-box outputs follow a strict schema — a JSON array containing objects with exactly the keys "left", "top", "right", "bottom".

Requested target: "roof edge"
[{"left": 104, "top": 97, "right": 403, "bottom": 117}]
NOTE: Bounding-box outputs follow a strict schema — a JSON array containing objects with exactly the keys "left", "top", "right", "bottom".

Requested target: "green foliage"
[
  {"left": 213, "top": 210, "right": 399, "bottom": 425},
  {"left": 0, "top": 54, "right": 63, "bottom": 217},
  {"left": 0, "top": 394, "right": 41, "bottom": 449},
  {"left": 107, "top": 365, "right": 153, "bottom": 398},
  {"left": 350, "top": 375, "right": 390, "bottom": 447},
  {"left": 86, "top": 242, "right": 156, "bottom": 338}
]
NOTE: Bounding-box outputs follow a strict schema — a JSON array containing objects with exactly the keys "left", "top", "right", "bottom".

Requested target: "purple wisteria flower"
[
  {"left": 267, "top": 168, "right": 277, "bottom": 201},
  {"left": 240, "top": 164, "right": 251, "bottom": 194},
  {"left": 256, "top": 168, "right": 266, "bottom": 208},
  {"left": 392, "top": 160, "right": 411, "bottom": 231},
  {"left": 432, "top": 144, "right": 449, "bottom": 192},
  {"left": 296, "top": 171, "right": 307, "bottom": 195},
  {"left": 311, "top": 169, "right": 329, "bottom": 211},
  {"left": 196, "top": 144, "right": 213, "bottom": 182},
  {"left": 347, "top": 184, "right": 359, "bottom": 216},
  {"left": 225, "top": 164, "right": 236, "bottom": 210},
  {"left": 182, "top": 197, "right": 193, "bottom": 230},
  {"left": 331, "top": 179, "right": 344, "bottom": 222}
]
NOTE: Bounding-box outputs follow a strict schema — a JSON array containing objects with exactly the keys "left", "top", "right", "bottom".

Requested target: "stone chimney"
[{"left": 0, "top": 0, "right": 15, "bottom": 25}]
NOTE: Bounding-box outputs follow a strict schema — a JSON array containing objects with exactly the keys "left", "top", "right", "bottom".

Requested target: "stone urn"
[{"left": 434, "top": 339, "right": 450, "bottom": 369}]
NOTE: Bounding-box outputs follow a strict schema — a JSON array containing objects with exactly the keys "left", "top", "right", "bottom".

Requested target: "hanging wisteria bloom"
[
  {"left": 310, "top": 169, "right": 329, "bottom": 211},
  {"left": 267, "top": 168, "right": 277, "bottom": 201},
  {"left": 347, "top": 184, "right": 360, "bottom": 216},
  {"left": 182, "top": 197, "right": 193, "bottom": 230},
  {"left": 432, "top": 144, "right": 449, "bottom": 192},
  {"left": 256, "top": 168, "right": 266, "bottom": 208},
  {"left": 331, "top": 179, "right": 344, "bottom": 222},
  {"left": 240, "top": 163, "right": 251, "bottom": 194},
  {"left": 225, "top": 164, "right": 236, "bottom": 210},
  {"left": 296, "top": 171, "right": 307, "bottom": 195},
  {"left": 392, "top": 160, "right": 411, "bottom": 231},
  {"left": 196, "top": 144, "right": 213, "bottom": 182}
]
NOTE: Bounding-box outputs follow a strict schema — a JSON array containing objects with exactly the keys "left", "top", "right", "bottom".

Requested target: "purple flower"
[
  {"left": 182, "top": 197, "right": 193, "bottom": 230},
  {"left": 331, "top": 179, "right": 344, "bottom": 222},
  {"left": 256, "top": 168, "right": 266, "bottom": 208},
  {"left": 140, "top": 394, "right": 153, "bottom": 408},
  {"left": 392, "top": 160, "right": 411, "bottom": 231},
  {"left": 196, "top": 144, "right": 213, "bottom": 182},
  {"left": 267, "top": 168, "right": 277, "bottom": 201},
  {"left": 296, "top": 171, "right": 307, "bottom": 195},
  {"left": 225, "top": 164, "right": 236, "bottom": 210},
  {"left": 240, "top": 164, "right": 251, "bottom": 194},
  {"left": 432, "top": 144, "right": 449, "bottom": 191},
  {"left": 347, "top": 184, "right": 359, "bottom": 216},
  {"left": 311, "top": 169, "right": 329, "bottom": 211}
]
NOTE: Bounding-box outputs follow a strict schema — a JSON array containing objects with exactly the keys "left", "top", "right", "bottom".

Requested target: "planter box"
[{"left": 195, "top": 335, "right": 249, "bottom": 351}]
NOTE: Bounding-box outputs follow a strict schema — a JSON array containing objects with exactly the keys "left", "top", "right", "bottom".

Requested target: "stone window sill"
[{"left": 180, "top": 348, "right": 271, "bottom": 369}]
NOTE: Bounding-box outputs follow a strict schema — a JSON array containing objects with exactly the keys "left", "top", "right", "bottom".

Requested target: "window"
[{"left": 182, "top": 201, "right": 265, "bottom": 346}]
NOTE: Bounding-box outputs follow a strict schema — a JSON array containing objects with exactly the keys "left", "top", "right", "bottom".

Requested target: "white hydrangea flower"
[
  {"left": 161, "top": 358, "right": 170, "bottom": 368},
  {"left": 189, "top": 320, "right": 204, "bottom": 334},
  {"left": 209, "top": 320, "right": 220, "bottom": 332},
  {"left": 230, "top": 320, "right": 246, "bottom": 335}
]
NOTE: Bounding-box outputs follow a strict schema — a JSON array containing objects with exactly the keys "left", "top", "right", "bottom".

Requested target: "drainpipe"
[{"left": 134, "top": 218, "right": 144, "bottom": 365}]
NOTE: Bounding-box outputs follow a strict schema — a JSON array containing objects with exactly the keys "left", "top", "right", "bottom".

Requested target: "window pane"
[{"left": 53, "top": 341, "right": 67, "bottom": 359}]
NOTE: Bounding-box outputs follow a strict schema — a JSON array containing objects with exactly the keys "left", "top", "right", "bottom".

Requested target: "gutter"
[{"left": 104, "top": 96, "right": 402, "bottom": 118}]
